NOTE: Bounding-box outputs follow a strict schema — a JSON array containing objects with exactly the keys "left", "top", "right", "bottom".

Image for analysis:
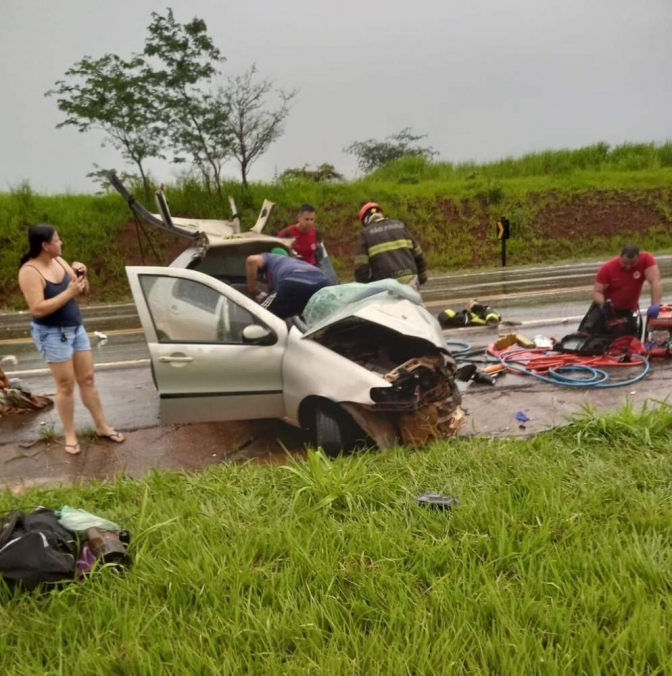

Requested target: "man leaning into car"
[{"left": 246, "top": 248, "right": 329, "bottom": 319}]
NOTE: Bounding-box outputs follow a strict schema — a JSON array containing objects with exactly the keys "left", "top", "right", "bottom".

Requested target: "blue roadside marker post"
[{"left": 497, "top": 216, "right": 510, "bottom": 267}]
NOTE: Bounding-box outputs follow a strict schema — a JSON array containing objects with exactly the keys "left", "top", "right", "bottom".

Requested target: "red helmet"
[{"left": 358, "top": 202, "right": 383, "bottom": 224}]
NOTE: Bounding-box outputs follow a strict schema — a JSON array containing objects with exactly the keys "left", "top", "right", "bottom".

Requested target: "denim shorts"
[{"left": 30, "top": 322, "right": 91, "bottom": 364}]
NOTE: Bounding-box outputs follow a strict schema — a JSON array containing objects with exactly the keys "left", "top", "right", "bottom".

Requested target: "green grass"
[
  {"left": 2, "top": 405, "right": 672, "bottom": 674},
  {"left": 369, "top": 141, "right": 672, "bottom": 182}
]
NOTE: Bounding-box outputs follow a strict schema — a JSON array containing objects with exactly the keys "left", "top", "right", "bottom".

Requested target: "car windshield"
[{"left": 303, "top": 280, "right": 423, "bottom": 329}]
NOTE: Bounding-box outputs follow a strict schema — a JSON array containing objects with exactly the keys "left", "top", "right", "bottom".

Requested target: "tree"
[
  {"left": 278, "top": 163, "right": 344, "bottom": 183},
  {"left": 46, "top": 54, "right": 164, "bottom": 198},
  {"left": 143, "top": 9, "right": 229, "bottom": 195},
  {"left": 165, "top": 91, "right": 232, "bottom": 196},
  {"left": 344, "top": 127, "right": 437, "bottom": 173},
  {"left": 47, "top": 10, "right": 298, "bottom": 195},
  {"left": 221, "top": 66, "right": 297, "bottom": 189}
]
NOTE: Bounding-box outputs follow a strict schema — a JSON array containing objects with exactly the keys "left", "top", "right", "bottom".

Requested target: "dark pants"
[
  {"left": 578, "top": 302, "right": 640, "bottom": 338},
  {"left": 262, "top": 275, "right": 329, "bottom": 319}
]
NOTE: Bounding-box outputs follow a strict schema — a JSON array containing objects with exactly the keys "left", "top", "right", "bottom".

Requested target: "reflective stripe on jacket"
[{"left": 354, "top": 218, "right": 427, "bottom": 285}]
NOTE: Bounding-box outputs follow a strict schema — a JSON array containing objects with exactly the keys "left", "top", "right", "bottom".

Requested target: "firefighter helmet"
[{"left": 358, "top": 202, "right": 383, "bottom": 224}]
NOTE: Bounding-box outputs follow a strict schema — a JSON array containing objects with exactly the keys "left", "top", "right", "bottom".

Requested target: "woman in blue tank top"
[{"left": 17, "top": 224, "right": 124, "bottom": 455}]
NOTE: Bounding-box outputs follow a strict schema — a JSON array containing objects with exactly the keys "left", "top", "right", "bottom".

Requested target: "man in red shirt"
[
  {"left": 579, "top": 245, "right": 663, "bottom": 336},
  {"left": 594, "top": 245, "right": 662, "bottom": 311},
  {"left": 278, "top": 204, "right": 321, "bottom": 266}
]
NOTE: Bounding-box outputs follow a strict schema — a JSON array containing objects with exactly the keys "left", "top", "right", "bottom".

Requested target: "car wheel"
[{"left": 314, "top": 401, "right": 362, "bottom": 458}]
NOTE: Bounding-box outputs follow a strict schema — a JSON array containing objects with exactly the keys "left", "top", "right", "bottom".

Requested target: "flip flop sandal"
[
  {"left": 96, "top": 431, "right": 125, "bottom": 444},
  {"left": 64, "top": 443, "right": 81, "bottom": 455}
]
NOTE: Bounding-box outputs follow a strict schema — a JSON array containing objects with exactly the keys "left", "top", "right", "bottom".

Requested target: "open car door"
[{"left": 126, "top": 266, "right": 288, "bottom": 424}]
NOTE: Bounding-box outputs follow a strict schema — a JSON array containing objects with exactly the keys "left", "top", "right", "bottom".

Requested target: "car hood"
[{"left": 303, "top": 292, "right": 447, "bottom": 351}]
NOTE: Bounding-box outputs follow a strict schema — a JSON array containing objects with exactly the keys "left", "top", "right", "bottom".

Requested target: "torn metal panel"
[
  {"left": 341, "top": 402, "right": 399, "bottom": 450},
  {"left": 342, "top": 400, "right": 466, "bottom": 450},
  {"left": 108, "top": 170, "right": 287, "bottom": 249},
  {"left": 106, "top": 170, "right": 193, "bottom": 240},
  {"left": 342, "top": 351, "right": 464, "bottom": 449},
  {"left": 399, "top": 404, "right": 466, "bottom": 447},
  {"left": 383, "top": 354, "right": 460, "bottom": 407}
]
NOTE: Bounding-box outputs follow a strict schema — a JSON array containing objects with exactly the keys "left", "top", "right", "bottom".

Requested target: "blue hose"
[
  {"left": 446, "top": 340, "right": 500, "bottom": 363},
  {"left": 500, "top": 352, "right": 650, "bottom": 388},
  {"left": 445, "top": 340, "right": 472, "bottom": 356},
  {"left": 447, "top": 338, "right": 651, "bottom": 388}
]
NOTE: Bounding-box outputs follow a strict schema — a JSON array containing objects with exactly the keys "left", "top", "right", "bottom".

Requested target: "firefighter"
[{"left": 354, "top": 202, "right": 428, "bottom": 290}]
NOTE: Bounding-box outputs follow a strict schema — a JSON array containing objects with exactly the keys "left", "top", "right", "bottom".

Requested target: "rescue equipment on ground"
[
  {"left": 644, "top": 303, "right": 672, "bottom": 358},
  {"left": 438, "top": 300, "right": 502, "bottom": 329}
]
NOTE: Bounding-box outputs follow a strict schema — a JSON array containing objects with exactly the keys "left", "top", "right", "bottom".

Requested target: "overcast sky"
[{"left": 1, "top": 0, "right": 671, "bottom": 193}]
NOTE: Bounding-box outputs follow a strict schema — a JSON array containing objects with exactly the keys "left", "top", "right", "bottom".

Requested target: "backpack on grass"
[{"left": 0, "top": 508, "right": 77, "bottom": 591}]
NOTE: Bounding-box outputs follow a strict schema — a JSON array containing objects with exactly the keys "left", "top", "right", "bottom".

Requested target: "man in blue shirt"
[{"left": 245, "top": 248, "right": 329, "bottom": 318}]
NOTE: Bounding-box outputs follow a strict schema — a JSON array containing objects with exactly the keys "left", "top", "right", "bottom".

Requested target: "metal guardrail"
[{"left": 3, "top": 257, "right": 671, "bottom": 340}]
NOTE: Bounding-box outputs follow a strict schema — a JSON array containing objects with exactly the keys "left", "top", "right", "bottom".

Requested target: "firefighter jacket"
[{"left": 354, "top": 218, "right": 428, "bottom": 285}]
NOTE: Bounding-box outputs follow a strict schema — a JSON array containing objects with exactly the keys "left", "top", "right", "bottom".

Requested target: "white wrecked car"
[
  {"left": 109, "top": 172, "right": 464, "bottom": 454},
  {"left": 126, "top": 269, "right": 464, "bottom": 454}
]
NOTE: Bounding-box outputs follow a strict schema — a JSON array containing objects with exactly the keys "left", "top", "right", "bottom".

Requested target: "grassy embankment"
[
  {"left": 1, "top": 142, "right": 672, "bottom": 309},
  {"left": 2, "top": 405, "right": 672, "bottom": 673}
]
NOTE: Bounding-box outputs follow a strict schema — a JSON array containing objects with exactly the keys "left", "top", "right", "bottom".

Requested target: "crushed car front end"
[{"left": 295, "top": 289, "right": 466, "bottom": 450}]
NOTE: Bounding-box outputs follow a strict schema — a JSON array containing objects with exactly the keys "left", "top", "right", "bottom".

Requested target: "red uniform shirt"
[
  {"left": 596, "top": 252, "right": 656, "bottom": 311},
  {"left": 278, "top": 224, "right": 318, "bottom": 265}
]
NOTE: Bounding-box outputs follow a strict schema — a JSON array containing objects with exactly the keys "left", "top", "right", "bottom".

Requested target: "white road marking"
[{"left": 7, "top": 358, "right": 150, "bottom": 377}]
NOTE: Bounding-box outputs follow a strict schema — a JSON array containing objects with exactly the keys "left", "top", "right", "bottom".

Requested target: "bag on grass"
[{"left": 0, "top": 508, "right": 77, "bottom": 591}]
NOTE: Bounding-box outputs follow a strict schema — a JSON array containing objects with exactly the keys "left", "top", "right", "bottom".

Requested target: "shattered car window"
[
  {"left": 303, "top": 279, "right": 423, "bottom": 329},
  {"left": 139, "top": 275, "right": 256, "bottom": 344}
]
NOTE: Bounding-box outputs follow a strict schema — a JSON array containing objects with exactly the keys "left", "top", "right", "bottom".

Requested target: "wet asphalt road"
[{"left": 2, "top": 258, "right": 671, "bottom": 447}]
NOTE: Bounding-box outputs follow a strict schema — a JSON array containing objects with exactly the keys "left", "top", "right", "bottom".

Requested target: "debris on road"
[
  {"left": 416, "top": 492, "right": 459, "bottom": 511},
  {"left": 1, "top": 362, "right": 53, "bottom": 418},
  {"left": 495, "top": 333, "right": 535, "bottom": 350},
  {"left": 94, "top": 331, "right": 109, "bottom": 347},
  {"left": 533, "top": 335, "right": 554, "bottom": 349}
]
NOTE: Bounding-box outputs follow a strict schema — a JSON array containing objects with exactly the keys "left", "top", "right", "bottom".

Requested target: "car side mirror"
[{"left": 242, "top": 324, "right": 275, "bottom": 345}]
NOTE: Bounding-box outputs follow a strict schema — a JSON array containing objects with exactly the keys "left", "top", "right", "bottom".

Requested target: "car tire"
[{"left": 314, "top": 401, "right": 362, "bottom": 458}]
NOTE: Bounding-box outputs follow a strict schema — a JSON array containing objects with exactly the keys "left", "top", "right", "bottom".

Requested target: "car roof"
[{"left": 107, "top": 169, "right": 292, "bottom": 250}]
